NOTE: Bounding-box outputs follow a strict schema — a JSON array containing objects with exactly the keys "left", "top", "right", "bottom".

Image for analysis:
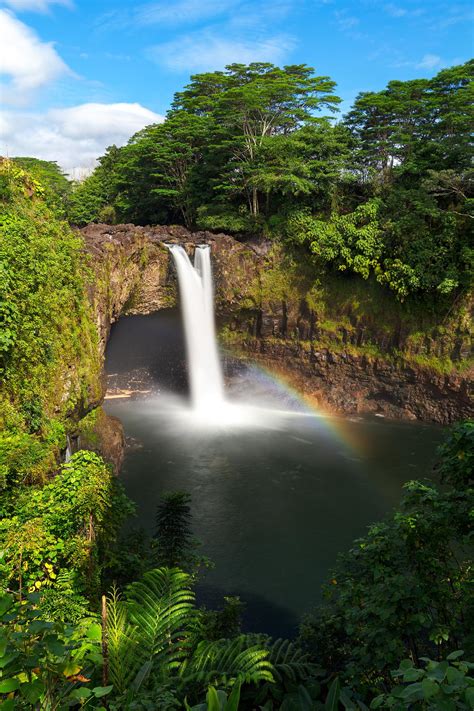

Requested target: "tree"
[
  {"left": 115, "top": 113, "right": 209, "bottom": 227},
  {"left": 299, "top": 422, "right": 474, "bottom": 693},
  {"left": 173, "top": 63, "right": 341, "bottom": 218},
  {"left": 68, "top": 145, "right": 121, "bottom": 226},
  {"left": 12, "top": 157, "right": 71, "bottom": 214},
  {"left": 152, "top": 491, "right": 196, "bottom": 570}
]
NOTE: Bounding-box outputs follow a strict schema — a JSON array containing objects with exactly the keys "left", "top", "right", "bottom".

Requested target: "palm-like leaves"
[
  {"left": 106, "top": 568, "right": 196, "bottom": 695},
  {"left": 265, "top": 638, "right": 316, "bottom": 685},
  {"left": 183, "top": 636, "right": 274, "bottom": 687},
  {"left": 105, "top": 568, "right": 274, "bottom": 704}
]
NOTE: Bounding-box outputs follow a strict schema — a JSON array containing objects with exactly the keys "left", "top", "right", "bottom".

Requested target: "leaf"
[
  {"left": 465, "top": 688, "right": 474, "bottom": 707},
  {"left": 92, "top": 686, "right": 114, "bottom": 698},
  {"left": 225, "top": 681, "right": 242, "bottom": 711},
  {"left": 446, "top": 650, "right": 464, "bottom": 661},
  {"left": 87, "top": 622, "right": 102, "bottom": 641},
  {"left": 21, "top": 679, "right": 44, "bottom": 704},
  {"left": 0, "top": 678, "right": 20, "bottom": 693},
  {"left": 0, "top": 652, "right": 19, "bottom": 670},
  {"left": 421, "top": 679, "right": 438, "bottom": 700},
  {"left": 325, "top": 677, "right": 341, "bottom": 710},
  {"left": 69, "top": 687, "right": 92, "bottom": 700},
  {"left": 62, "top": 662, "right": 81, "bottom": 677},
  {"left": 0, "top": 595, "right": 14, "bottom": 617},
  {"left": 206, "top": 685, "right": 223, "bottom": 711}
]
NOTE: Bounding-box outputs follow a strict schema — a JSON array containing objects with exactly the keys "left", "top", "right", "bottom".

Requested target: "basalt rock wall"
[{"left": 80, "top": 223, "right": 473, "bottom": 424}]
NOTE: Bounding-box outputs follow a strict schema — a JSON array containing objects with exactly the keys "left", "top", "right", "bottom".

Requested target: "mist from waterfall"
[{"left": 168, "top": 245, "right": 224, "bottom": 412}]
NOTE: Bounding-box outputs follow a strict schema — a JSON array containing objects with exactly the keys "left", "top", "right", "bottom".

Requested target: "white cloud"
[
  {"left": 0, "top": 0, "right": 72, "bottom": 13},
  {"left": 0, "top": 9, "right": 70, "bottom": 104},
  {"left": 0, "top": 102, "right": 163, "bottom": 176},
  {"left": 147, "top": 31, "right": 295, "bottom": 72},
  {"left": 417, "top": 53, "right": 442, "bottom": 69}
]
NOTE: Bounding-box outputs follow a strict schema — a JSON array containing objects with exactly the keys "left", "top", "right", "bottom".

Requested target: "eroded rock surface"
[{"left": 81, "top": 223, "right": 473, "bottom": 424}]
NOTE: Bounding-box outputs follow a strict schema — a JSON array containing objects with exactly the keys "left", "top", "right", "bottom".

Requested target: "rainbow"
[{"left": 235, "top": 360, "right": 369, "bottom": 457}]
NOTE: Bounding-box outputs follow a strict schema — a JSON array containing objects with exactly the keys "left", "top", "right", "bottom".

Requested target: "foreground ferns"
[{"left": 104, "top": 567, "right": 273, "bottom": 706}]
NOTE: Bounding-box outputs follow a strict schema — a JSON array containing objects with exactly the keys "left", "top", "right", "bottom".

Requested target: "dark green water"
[{"left": 104, "top": 311, "right": 444, "bottom": 637}]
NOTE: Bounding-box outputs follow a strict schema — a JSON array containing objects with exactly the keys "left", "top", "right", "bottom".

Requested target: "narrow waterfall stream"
[{"left": 168, "top": 245, "right": 224, "bottom": 411}]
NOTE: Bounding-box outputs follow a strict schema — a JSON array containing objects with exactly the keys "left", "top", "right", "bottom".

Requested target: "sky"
[{"left": 0, "top": 0, "right": 472, "bottom": 176}]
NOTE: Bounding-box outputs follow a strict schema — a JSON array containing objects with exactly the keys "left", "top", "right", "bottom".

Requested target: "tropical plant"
[
  {"left": 299, "top": 422, "right": 474, "bottom": 695},
  {"left": 370, "top": 653, "right": 474, "bottom": 710},
  {"left": 152, "top": 491, "right": 196, "bottom": 570},
  {"left": 0, "top": 591, "right": 111, "bottom": 710},
  {"left": 104, "top": 567, "right": 273, "bottom": 707}
]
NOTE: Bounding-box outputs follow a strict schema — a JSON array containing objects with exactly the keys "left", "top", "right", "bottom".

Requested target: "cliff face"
[
  {"left": 80, "top": 223, "right": 473, "bottom": 425},
  {"left": 81, "top": 223, "right": 260, "bottom": 357}
]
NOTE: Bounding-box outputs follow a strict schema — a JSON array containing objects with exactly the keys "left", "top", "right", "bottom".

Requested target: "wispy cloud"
[
  {"left": 136, "top": 0, "right": 238, "bottom": 26},
  {"left": 391, "top": 52, "right": 447, "bottom": 70},
  {"left": 0, "top": 0, "right": 72, "bottom": 12},
  {"left": 428, "top": 4, "right": 474, "bottom": 30},
  {"left": 334, "top": 9, "right": 360, "bottom": 31},
  {"left": 147, "top": 30, "right": 295, "bottom": 72},
  {"left": 416, "top": 53, "right": 442, "bottom": 69},
  {"left": 384, "top": 3, "right": 407, "bottom": 17},
  {"left": 0, "top": 8, "right": 71, "bottom": 104}
]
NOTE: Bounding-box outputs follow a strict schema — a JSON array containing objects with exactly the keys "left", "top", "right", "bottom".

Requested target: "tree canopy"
[{"left": 67, "top": 60, "right": 473, "bottom": 302}]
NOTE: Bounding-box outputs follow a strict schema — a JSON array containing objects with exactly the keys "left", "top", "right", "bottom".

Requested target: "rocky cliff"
[{"left": 80, "top": 223, "right": 473, "bottom": 425}]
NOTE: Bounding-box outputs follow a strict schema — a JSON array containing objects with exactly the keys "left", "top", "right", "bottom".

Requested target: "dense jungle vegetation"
[
  {"left": 66, "top": 60, "right": 473, "bottom": 302},
  {"left": 0, "top": 58, "right": 473, "bottom": 709}
]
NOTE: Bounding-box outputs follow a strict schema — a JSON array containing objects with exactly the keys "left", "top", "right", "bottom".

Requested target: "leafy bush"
[
  {"left": 0, "top": 159, "right": 100, "bottom": 431},
  {"left": 0, "top": 451, "right": 133, "bottom": 609},
  {"left": 299, "top": 421, "right": 474, "bottom": 694}
]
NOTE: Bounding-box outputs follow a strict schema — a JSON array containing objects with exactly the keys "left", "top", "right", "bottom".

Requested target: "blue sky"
[{"left": 1, "top": 0, "right": 472, "bottom": 175}]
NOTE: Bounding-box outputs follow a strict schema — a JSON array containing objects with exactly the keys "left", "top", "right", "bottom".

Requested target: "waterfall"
[
  {"left": 65, "top": 435, "right": 72, "bottom": 463},
  {"left": 168, "top": 244, "right": 225, "bottom": 411}
]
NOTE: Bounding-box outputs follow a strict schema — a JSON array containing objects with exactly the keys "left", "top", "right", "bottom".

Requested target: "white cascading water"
[{"left": 168, "top": 245, "right": 225, "bottom": 412}]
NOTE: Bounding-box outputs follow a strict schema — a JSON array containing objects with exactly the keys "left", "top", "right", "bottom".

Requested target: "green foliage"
[
  {"left": 152, "top": 490, "right": 205, "bottom": 573},
  {"left": 186, "top": 681, "right": 242, "bottom": 711},
  {"left": 12, "top": 157, "right": 71, "bottom": 215},
  {"left": 0, "top": 451, "right": 133, "bottom": 609},
  {"left": 0, "top": 159, "right": 100, "bottom": 430},
  {"left": 299, "top": 422, "right": 474, "bottom": 694},
  {"left": 201, "top": 596, "right": 245, "bottom": 641},
  {"left": 105, "top": 567, "right": 273, "bottom": 707},
  {"left": 371, "top": 653, "right": 474, "bottom": 710},
  {"left": 0, "top": 591, "right": 109, "bottom": 709},
  {"left": 68, "top": 145, "right": 122, "bottom": 226},
  {"left": 286, "top": 199, "right": 383, "bottom": 281}
]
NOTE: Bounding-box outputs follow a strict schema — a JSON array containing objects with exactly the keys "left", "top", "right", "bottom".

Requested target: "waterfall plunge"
[
  {"left": 167, "top": 243, "right": 314, "bottom": 429},
  {"left": 168, "top": 245, "right": 225, "bottom": 412}
]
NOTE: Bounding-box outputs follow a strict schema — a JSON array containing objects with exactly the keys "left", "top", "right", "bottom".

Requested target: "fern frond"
[
  {"left": 183, "top": 635, "right": 274, "bottom": 688},
  {"left": 106, "top": 585, "right": 141, "bottom": 695},
  {"left": 125, "top": 567, "right": 197, "bottom": 676},
  {"left": 264, "top": 638, "right": 315, "bottom": 685}
]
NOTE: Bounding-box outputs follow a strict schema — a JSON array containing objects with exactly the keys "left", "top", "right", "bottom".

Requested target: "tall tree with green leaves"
[{"left": 173, "top": 63, "right": 341, "bottom": 219}]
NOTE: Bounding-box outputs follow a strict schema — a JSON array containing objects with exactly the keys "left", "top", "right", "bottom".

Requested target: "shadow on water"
[{"left": 197, "top": 584, "right": 300, "bottom": 639}]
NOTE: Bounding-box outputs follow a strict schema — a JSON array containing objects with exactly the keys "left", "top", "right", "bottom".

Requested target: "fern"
[
  {"left": 106, "top": 568, "right": 197, "bottom": 695},
  {"left": 106, "top": 585, "right": 140, "bottom": 695},
  {"left": 265, "top": 638, "right": 316, "bottom": 685},
  {"left": 182, "top": 635, "right": 274, "bottom": 687},
  {"left": 125, "top": 567, "right": 196, "bottom": 676}
]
